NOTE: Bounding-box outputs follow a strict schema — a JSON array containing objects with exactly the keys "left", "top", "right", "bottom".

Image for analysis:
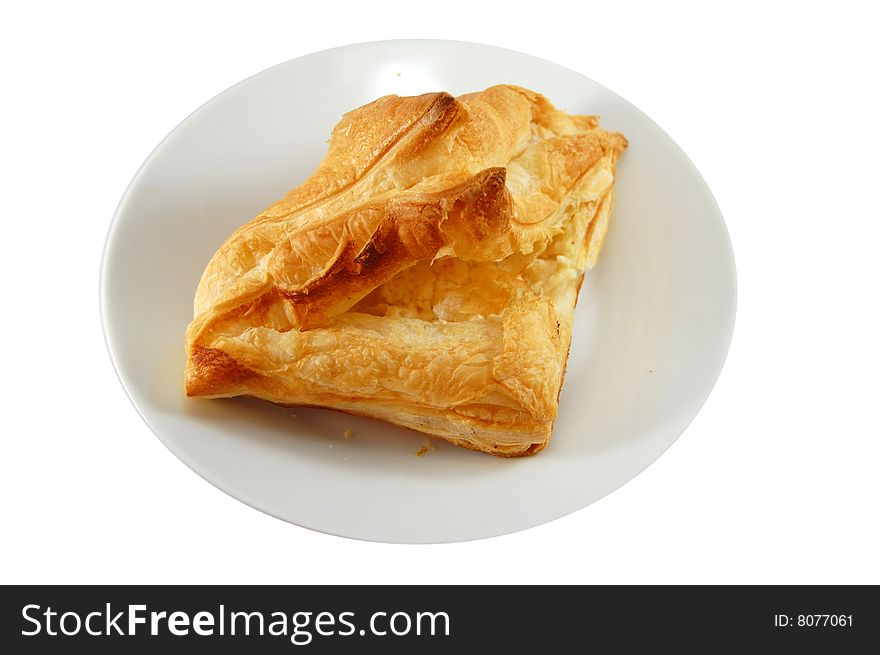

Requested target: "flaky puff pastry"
[{"left": 185, "top": 85, "right": 627, "bottom": 456}]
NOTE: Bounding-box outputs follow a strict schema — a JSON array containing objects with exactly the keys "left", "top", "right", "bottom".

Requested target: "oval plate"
[{"left": 101, "top": 40, "right": 736, "bottom": 543}]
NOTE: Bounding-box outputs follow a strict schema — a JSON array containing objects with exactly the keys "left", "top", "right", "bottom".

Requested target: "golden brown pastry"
[{"left": 185, "top": 85, "right": 627, "bottom": 456}]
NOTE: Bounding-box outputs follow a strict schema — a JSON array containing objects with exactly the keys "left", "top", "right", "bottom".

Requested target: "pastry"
[{"left": 185, "top": 85, "right": 627, "bottom": 456}]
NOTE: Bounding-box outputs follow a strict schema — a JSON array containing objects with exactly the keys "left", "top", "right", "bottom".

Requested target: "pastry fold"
[{"left": 185, "top": 85, "right": 627, "bottom": 456}]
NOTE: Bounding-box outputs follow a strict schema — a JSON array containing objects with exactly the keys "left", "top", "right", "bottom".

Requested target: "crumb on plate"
[{"left": 415, "top": 438, "right": 436, "bottom": 457}]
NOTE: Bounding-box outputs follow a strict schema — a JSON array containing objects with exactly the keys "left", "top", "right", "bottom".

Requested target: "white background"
[{"left": 2, "top": 0, "right": 878, "bottom": 584}]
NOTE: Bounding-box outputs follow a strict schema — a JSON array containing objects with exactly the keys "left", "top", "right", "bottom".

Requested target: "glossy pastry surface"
[{"left": 185, "top": 85, "right": 627, "bottom": 456}]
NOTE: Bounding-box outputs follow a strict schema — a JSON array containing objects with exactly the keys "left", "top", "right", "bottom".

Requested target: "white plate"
[{"left": 101, "top": 40, "right": 736, "bottom": 543}]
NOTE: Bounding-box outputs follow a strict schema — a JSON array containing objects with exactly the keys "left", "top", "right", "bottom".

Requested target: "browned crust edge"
[
  {"left": 185, "top": 346, "right": 259, "bottom": 398},
  {"left": 278, "top": 167, "right": 510, "bottom": 330}
]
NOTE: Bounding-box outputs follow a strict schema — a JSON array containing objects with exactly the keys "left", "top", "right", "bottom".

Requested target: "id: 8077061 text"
[{"left": 773, "top": 614, "right": 853, "bottom": 627}]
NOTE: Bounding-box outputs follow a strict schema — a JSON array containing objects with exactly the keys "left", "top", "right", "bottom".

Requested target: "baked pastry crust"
[{"left": 185, "top": 85, "right": 627, "bottom": 456}]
